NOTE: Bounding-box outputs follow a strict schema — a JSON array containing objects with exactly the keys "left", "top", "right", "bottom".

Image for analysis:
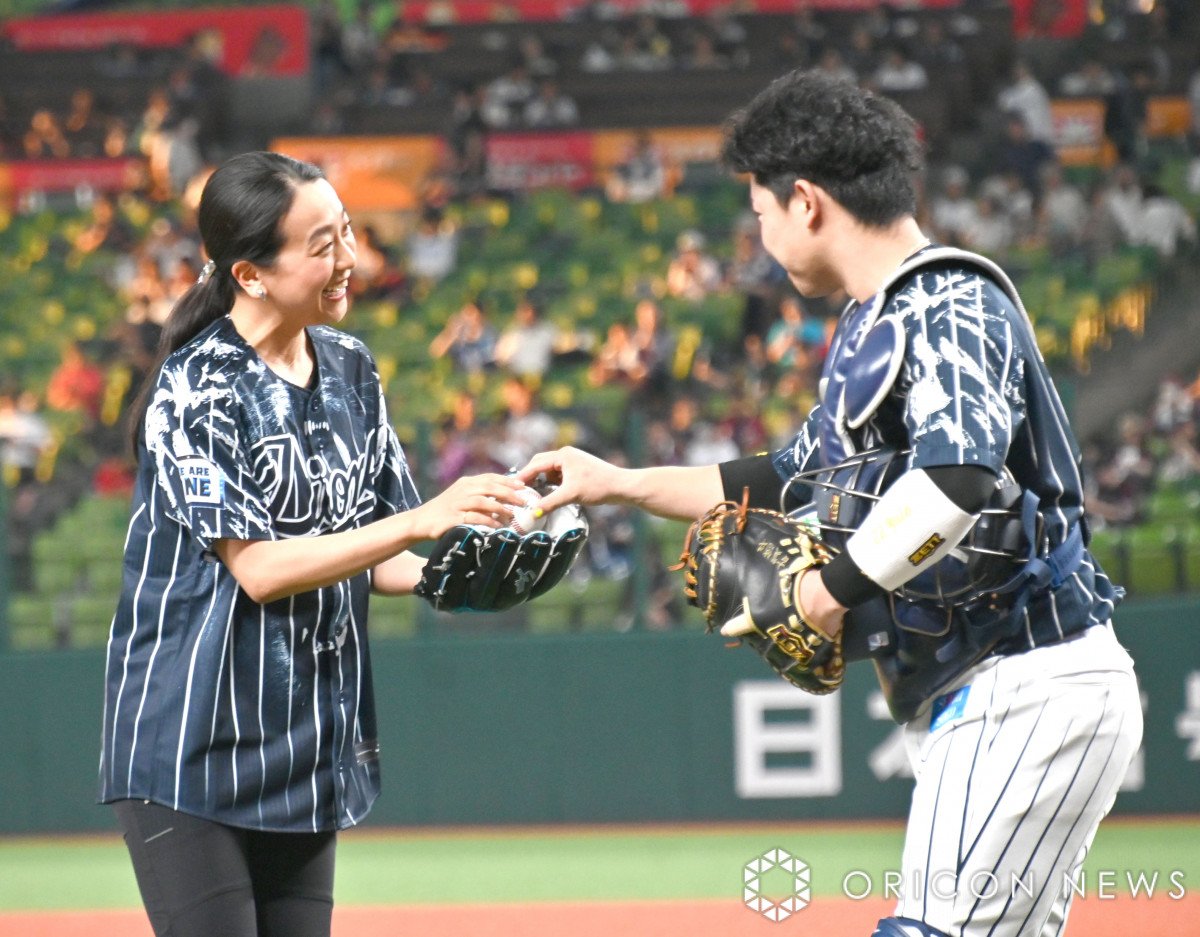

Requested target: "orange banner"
[
  {"left": 271, "top": 137, "right": 444, "bottom": 212},
  {"left": 1051, "top": 99, "right": 1106, "bottom": 166},
  {"left": 592, "top": 127, "right": 723, "bottom": 174},
  {"left": 1146, "top": 97, "right": 1192, "bottom": 138},
  {"left": 273, "top": 128, "right": 730, "bottom": 207},
  {"left": 1049, "top": 95, "right": 1188, "bottom": 167}
]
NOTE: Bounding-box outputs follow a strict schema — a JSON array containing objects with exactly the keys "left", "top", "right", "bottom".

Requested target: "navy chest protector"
[{"left": 794, "top": 248, "right": 1086, "bottom": 722}]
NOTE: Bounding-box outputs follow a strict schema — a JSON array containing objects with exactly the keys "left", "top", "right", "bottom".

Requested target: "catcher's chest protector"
[
  {"left": 816, "top": 246, "right": 1028, "bottom": 467},
  {"left": 811, "top": 247, "right": 1046, "bottom": 722}
]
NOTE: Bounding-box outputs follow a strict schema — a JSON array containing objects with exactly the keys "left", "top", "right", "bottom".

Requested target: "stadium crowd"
[{"left": 2, "top": 0, "right": 1200, "bottom": 636}]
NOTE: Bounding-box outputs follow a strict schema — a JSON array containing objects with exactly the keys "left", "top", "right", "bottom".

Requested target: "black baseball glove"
[
  {"left": 677, "top": 498, "right": 844, "bottom": 695},
  {"left": 414, "top": 499, "right": 588, "bottom": 613}
]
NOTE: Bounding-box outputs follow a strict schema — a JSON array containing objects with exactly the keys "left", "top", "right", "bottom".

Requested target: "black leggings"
[{"left": 113, "top": 799, "right": 336, "bottom": 937}]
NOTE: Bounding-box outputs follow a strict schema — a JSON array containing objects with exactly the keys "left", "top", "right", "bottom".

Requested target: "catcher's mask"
[{"left": 782, "top": 447, "right": 1039, "bottom": 609}]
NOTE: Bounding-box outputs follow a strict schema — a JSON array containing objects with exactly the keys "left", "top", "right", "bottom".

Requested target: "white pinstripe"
[
  {"left": 310, "top": 588, "right": 324, "bottom": 833},
  {"left": 108, "top": 486, "right": 160, "bottom": 781},
  {"left": 126, "top": 524, "right": 184, "bottom": 790},
  {"left": 896, "top": 625, "right": 1142, "bottom": 936},
  {"left": 174, "top": 561, "right": 220, "bottom": 809},
  {"left": 229, "top": 598, "right": 241, "bottom": 804},
  {"left": 98, "top": 503, "right": 145, "bottom": 784},
  {"left": 283, "top": 594, "right": 297, "bottom": 818},
  {"left": 256, "top": 603, "right": 268, "bottom": 825},
  {"left": 204, "top": 597, "right": 236, "bottom": 805}
]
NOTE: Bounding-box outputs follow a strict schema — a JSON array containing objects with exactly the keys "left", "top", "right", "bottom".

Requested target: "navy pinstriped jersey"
[
  {"left": 774, "top": 256, "right": 1120, "bottom": 645},
  {"left": 99, "top": 317, "right": 419, "bottom": 832}
]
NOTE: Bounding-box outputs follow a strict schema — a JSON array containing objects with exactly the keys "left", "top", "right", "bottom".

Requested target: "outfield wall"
[{"left": 1, "top": 598, "right": 1197, "bottom": 834}]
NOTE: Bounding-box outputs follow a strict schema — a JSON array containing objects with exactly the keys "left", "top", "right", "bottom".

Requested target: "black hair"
[
  {"left": 127, "top": 151, "right": 324, "bottom": 452},
  {"left": 720, "top": 69, "right": 923, "bottom": 226}
]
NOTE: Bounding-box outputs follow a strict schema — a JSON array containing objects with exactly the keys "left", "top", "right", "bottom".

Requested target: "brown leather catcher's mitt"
[{"left": 677, "top": 498, "right": 844, "bottom": 694}]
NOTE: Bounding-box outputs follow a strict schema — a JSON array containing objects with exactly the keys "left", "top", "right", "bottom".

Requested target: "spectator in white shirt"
[
  {"left": 1100, "top": 163, "right": 1144, "bottom": 246},
  {"left": 494, "top": 298, "right": 558, "bottom": 379},
  {"left": 1037, "top": 163, "right": 1089, "bottom": 255},
  {"left": 1136, "top": 183, "right": 1197, "bottom": 258},
  {"left": 407, "top": 204, "right": 459, "bottom": 282},
  {"left": 524, "top": 79, "right": 579, "bottom": 128},
  {"left": 1059, "top": 58, "right": 1116, "bottom": 97},
  {"left": 871, "top": 45, "right": 928, "bottom": 93},
  {"left": 666, "top": 230, "right": 721, "bottom": 301},
  {"left": 997, "top": 59, "right": 1055, "bottom": 145},
  {"left": 483, "top": 62, "right": 535, "bottom": 128},
  {"left": 490, "top": 377, "right": 560, "bottom": 471},
  {"left": 929, "top": 165, "right": 979, "bottom": 247},
  {"left": 606, "top": 131, "right": 667, "bottom": 203},
  {"left": 962, "top": 193, "right": 1015, "bottom": 256}
]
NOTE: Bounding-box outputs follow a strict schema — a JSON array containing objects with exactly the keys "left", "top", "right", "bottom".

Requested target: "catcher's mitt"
[
  {"left": 678, "top": 498, "right": 844, "bottom": 694},
  {"left": 414, "top": 496, "right": 588, "bottom": 613}
]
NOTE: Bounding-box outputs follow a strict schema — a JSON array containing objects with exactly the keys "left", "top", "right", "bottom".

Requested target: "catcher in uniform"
[
  {"left": 521, "top": 71, "right": 1142, "bottom": 937},
  {"left": 100, "top": 152, "right": 583, "bottom": 937}
]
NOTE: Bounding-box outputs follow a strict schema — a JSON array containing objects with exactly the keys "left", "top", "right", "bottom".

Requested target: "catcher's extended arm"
[{"left": 678, "top": 497, "right": 844, "bottom": 694}]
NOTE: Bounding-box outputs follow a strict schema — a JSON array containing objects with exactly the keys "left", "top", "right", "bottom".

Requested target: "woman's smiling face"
[{"left": 256, "top": 177, "right": 357, "bottom": 324}]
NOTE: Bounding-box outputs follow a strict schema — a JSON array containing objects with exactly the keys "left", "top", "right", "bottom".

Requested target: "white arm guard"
[{"left": 845, "top": 468, "right": 978, "bottom": 592}]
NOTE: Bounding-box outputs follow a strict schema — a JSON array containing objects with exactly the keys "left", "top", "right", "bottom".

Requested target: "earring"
[{"left": 256, "top": 287, "right": 267, "bottom": 299}]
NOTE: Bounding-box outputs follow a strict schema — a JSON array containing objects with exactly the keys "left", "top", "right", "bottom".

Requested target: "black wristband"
[
  {"left": 821, "top": 552, "right": 886, "bottom": 609},
  {"left": 718, "top": 454, "right": 785, "bottom": 509}
]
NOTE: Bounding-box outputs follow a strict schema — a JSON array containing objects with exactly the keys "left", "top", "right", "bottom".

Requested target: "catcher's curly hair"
[{"left": 721, "top": 69, "right": 923, "bottom": 227}]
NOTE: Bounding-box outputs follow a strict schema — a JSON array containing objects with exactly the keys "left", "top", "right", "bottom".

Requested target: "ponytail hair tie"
[{"left": 197, "top": 259, "right": 217, "bottom": 284}]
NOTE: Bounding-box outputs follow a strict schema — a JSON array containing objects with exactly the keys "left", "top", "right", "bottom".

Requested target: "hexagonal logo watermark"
[{"left": 744, "top": 847, "right": 811, "bottom": 922}]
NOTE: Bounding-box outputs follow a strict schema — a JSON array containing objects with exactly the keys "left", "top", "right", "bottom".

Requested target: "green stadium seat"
[
  {"left": 7, "top": 595, "right": 58, "bottom": 651},
  {"left": 527, "top": 576, "right": 625, "bottom": 634},
  {"left": 367, "top": 600, "right": 418, "bottom": 640},
  {"left": 1120, "top": 525, "right": 1183, "bottom": 595},
  {"left": 67, "top": 595, "right": 118, "bottom": 647}
]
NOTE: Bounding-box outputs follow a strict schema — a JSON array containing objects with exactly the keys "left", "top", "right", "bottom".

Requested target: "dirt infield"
[{"left": 4, "top": 893, "right": 1197, "bottom": 937}]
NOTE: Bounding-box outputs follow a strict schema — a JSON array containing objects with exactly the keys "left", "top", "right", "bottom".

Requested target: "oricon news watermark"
[
  {"left": 839, "top": 869, "right": 1188, "bottom": 903},
  {"left": 743, "top": 848, "right": 811, "bottom": 922},
  {"left": 741, "top": 853, "right": 1188, "bottom": 923}
]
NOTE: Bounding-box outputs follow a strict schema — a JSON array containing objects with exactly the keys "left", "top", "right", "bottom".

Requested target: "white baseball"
[{"left": 511, "top": 487, "right": 546, "bottom": 534}]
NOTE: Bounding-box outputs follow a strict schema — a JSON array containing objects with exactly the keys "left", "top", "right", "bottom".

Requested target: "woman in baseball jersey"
[{"left": 100, "top": 151, "right": 524, "bottom": 937}]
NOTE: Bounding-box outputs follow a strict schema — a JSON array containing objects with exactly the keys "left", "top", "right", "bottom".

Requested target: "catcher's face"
[{"left": 749, "top": 179, "right": 837, "bottom": 298}]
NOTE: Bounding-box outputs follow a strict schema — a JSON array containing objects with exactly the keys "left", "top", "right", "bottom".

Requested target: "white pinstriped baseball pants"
[{"left": 894, "top": 624, "right": 1143, "bottom": 937}]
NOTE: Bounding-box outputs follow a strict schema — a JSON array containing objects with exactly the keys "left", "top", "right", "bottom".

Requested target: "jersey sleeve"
[
  {"left": 370, "top": 383, "right": 421, "bottom": 521},
  {"left": 143, "top": 359, "right": 277, "bottom": 550},
  {"left": 896, "top": 268, "right": 1026, "bottom": 474}
]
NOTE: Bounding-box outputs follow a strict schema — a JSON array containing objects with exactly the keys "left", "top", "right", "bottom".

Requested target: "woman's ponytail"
[
  {"left": 126, "top": 268, "right": 236, "bottom": 454},
  {"left": 125, "top": 151, "right": 325, "bottom": 457},
  {"left": 157, "top": 267, "right": 236, "bottom": 361}
]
